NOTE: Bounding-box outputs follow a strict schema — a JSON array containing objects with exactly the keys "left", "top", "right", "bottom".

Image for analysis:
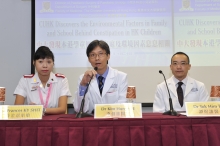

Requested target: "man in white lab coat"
[
  {"left": 153, "top": 52, "right": 209, "bottom": 112},
  {"left": 74, "top": 40, "right": 128, "bottom": 113}
]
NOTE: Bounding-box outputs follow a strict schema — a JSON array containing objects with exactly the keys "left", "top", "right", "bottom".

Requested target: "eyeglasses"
[
  {"left": 89, "top": 52, "right": 107, "bottom": 59},
  {"left": 172, "top": 62, "right": 189, "bottom": 66}
]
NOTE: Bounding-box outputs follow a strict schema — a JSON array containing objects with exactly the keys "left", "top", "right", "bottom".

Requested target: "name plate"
[
  {"left": 0, "top": 105, "right": 43, "bottom": 120},
  {"left": 186, "top": 102, "right": 220, "bottom": 117},
  {"left": 94, "top": 103, "right": 142, "bottom": 119}
]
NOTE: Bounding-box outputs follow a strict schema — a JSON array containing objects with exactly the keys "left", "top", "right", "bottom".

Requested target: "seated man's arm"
[
  {"left": 117, "top": 73, "right": 128, "bottom": 103},
  {"left": 153, "top": 85, "right": 166, "bottom": 113},
  {"left": 73, "top": 75, "right": 90, "bottom": 113},
  {"left": 199, "top": 83, "right": 209, "bottom": 101}
]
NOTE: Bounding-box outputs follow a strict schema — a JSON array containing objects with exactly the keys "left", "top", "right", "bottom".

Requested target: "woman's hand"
[{"left": 29, "top": 102, "right": 36, "bottom": 105}]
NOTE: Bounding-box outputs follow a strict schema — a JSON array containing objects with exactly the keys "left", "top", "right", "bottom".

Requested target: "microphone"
[
  {"left": 159, "top": 70, "right": 177, "bottom": 116},
  {"left": 76, "top": 67, "right": 98, "bottom": 118}
]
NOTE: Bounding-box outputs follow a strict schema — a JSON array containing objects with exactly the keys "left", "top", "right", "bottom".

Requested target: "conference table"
[{"left": 0, "top": 113, "right": 220, "bottom": 146}]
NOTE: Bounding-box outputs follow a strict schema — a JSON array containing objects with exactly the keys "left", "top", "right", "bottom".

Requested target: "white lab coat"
[
  {"left": 74, "top": 67, "right": 128, "bottom": 113},
  {"left": 153, "top": 76, "right": 209, "bottom": 112}
]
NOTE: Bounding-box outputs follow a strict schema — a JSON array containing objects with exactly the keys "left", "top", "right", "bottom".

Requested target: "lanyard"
[{"left": 38, "top": 83, "right": 52, "bottom": 108}]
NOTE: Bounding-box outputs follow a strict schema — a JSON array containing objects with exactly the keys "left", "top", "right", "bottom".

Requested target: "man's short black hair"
[
  {"left": 86, "top": 40, "right": 110, "bottom": 57},
  {"left": 171, "top": 52, "right": 190, "bottom": 64},
  {"left": 34, "top": 46, "right": 54, "bottom": 62}
]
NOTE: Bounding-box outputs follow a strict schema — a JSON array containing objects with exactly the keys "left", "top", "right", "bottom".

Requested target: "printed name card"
[
  {"left": 94, "top": 103, "right": 142, "bottom": 119},
  {"left": 185, "top": 102, "right": 220, "bottom": 117},
  {"left": 0, "top": 105, "right": 43, "bottom": 120}
]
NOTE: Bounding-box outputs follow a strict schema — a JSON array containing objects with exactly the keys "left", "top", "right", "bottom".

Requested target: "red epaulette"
[
  {"left": 23, "top": 74, "right": 34, "bottom": 78},
  {"left": 55, "top": 73, "right": 65, "bottom": 78}
]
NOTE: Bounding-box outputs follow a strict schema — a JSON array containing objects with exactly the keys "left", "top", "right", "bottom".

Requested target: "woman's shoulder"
[
  {"left": 55, "top": 73, "right": 66, "bottom": 78},
  {"left": 23, "top": 74, "right": 35, "bottom": 78},
  {"left": 16, "top": 74, "right": 35, "bottom": 86},
  {"left": 20, "top": 74, "right": 35, "bottom": 82},
  {"left": 53, "top": 73, "right": 68, "bottom": 82}
]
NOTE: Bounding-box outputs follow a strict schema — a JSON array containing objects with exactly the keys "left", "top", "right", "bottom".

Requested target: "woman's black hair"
[{"left": 34, "top": 46, "right": 54, "bottom": 62}]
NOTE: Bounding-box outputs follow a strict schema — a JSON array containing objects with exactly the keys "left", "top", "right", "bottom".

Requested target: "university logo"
[
  {"left": 40, "top": 1, "right": 54, "bottom": 13},
  {"left": 183, "top": 0, "right": 190, "bottom": 9},
  {"left": 179, "top": 0, "right": 194, "bottom": 12}
]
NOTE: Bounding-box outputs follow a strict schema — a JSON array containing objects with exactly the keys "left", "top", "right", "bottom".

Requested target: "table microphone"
[
  {"left": 159, "top": 70, "right": 177, "bottom": 116},
  {"left": 76, "top": 67, "right": 98, "bottom": 118}
]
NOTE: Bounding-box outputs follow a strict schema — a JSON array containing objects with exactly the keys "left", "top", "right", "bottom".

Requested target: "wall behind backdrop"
[
  {"left": 0, "top": 0, "right": 31, "bottom": 105},
  {"left": 1, "top": 0, "right": 220, "bottom": 106}
]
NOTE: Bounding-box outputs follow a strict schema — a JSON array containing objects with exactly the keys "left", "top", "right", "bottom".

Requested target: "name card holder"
[
  {"left": 185, "top": 102, "right": 220, "bottom": 117},
  {"left": 0, "top": 105, "right": 43, "bottom": 120},
  {"left": 94, "top": 103, "right": 142, "bottom": 119}
]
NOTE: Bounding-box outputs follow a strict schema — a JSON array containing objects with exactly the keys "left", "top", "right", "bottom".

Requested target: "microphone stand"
[
  {"left": 159, "top": 70, "right": 177, "bottom": 116},
  {"left": 76, "top": 67, "right": 97, "bottom": 118}
]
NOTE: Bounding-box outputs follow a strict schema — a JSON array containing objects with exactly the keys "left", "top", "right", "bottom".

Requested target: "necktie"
[
  {"left": 177, "top": 82, "right": 184, "bottom": 107},
  {"left": 98, "top": 76, "right": 104, "bottom": 95}
]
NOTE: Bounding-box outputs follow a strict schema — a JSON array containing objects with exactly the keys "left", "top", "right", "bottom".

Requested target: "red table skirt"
[{"left": 0, "top": 113, "right": 220, "bottom": 146}]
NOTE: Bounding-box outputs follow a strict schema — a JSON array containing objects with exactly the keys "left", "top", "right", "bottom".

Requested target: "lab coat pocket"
[
  {"left": 106, "top": 88, "right": 117, "bottom": 96},
  {"left": 185, "top": 91, "right": 199, "bottom": 101}
]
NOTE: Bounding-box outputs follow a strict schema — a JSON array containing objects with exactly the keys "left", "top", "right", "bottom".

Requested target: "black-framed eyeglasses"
[{"left": 89, "top": 52, "right": 107, "bottom": 59}]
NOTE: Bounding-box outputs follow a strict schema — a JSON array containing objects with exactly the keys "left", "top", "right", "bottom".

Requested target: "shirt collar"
[
  {"left": 173, "top": 76, "right": 188, "bottom": 86},
  {"left": 48, "top": 72, "right": 57, "bottom": 83},
  {"left": 31, "top": 72, "right": 57, "bottom": 84},
  {"left": 96, "top": 66, "right": 109, "bottom": 79}
]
